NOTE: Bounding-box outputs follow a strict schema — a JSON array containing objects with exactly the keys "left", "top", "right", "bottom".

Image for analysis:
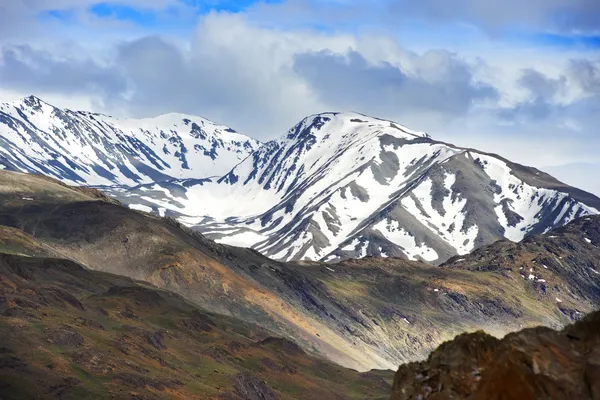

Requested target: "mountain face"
[
  {"left": 110, "top": 112, "right": 600, "bottom": 264},
  {"left": 0, "top": 96, "right": 259, "bottom": 186},
  {"left": 1, "top": 170, "right": 599, "bottom": 374}
]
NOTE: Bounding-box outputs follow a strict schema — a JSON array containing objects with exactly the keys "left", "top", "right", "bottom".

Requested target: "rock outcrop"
[{"left": 391, "top": 310, "right": 600, "bottom": 400}]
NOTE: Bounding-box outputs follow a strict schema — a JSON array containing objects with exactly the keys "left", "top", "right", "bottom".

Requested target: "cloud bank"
[{"left": 0, "top": 0, "right": 599, "bottom": 193}]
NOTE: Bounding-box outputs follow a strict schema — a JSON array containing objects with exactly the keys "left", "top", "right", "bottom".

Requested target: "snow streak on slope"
[
  {"left": 0, "top": 96, "right": 259, "bottom": 186},
  {"left": 372, "top": 219, "right": 439, "bottom": 261},
  {"left": 110, "top": 112, "right": 600, "bottom": 264},
  {"left": 476, "top": 154, "right": 590, "bottom": 242},
  {"left": 401, "top": 173, "right": 479, "bottom": 255}
]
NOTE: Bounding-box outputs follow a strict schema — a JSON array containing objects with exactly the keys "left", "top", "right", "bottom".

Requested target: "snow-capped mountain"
[
  {"left": 0, "top": 96, "right": 259, "bottom": 186},
  {"left": 109, "top": 112, "right": 600, "bottom": 264}
]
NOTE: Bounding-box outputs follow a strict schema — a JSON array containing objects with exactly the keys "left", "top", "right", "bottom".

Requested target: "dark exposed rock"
[
  {"left": 180, "top": 311, "right": 214, "bottom": 333},
  {"left": 46, "top": 327, "right": 84, "bottom": 348},
  {"left": 146, "top": 330, "right": 167, "bottom": 350},
  {"left": 0, "top": 356, "right": 29, "bottom": 371},
  {"left": 48, "top": 377, "right": 80, "bottom": 398},
  {"left": 118, "top": 305, "right": 139, "bottom": 320},
  {"left": 2, "top": 307, "right": 37, "bottom": 318},
  {"left": 255, "top": 337, "right": 305, "bottom": 356},
  {"left": 228, "top": 341, "right": 247, "bottom": 352},
  {"left": 233, "top": 372, "right": 279, "bottom": 400},
  {"left": 72, "top": 348, "right": 115, "bottom": 374},
  {"left": 74, "top": 317, "right": 105, "bottom": 330}
]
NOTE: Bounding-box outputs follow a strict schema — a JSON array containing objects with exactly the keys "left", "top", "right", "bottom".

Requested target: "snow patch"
[
  {"left": 130, "top": 204, "right": 153, "bottom": 213},
  {"left": 373, "top": 219, "right": 438, "bottom": 262}
]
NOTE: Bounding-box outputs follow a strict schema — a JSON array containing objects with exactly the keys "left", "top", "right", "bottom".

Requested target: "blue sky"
[
  {"left": 41, "top": 1, "right": 284, "bottom": 27},
  {"left": 39, "top": 1, "right": 600, "bottom": 47},
  {"left": 1, "top": 0, "right": 600, "bottom": 193}
]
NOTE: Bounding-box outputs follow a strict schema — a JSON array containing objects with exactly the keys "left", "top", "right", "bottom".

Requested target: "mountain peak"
[
  {"left": 285, "top": 112, "right": 431, "bottom": 145},
  {"left": 23, "top": 94, "right": 43, "bottom": 102},
  {"left": 17, "top": 95, "right": 52, "bottom": 111}
]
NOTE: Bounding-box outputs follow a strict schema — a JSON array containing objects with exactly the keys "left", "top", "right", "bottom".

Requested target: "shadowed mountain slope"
[
  {"left": 0, "top": 170, "right": 599, "bottom": 373},
  {"left": 0, "top": 251, "right": 393, "bottom": 399}
]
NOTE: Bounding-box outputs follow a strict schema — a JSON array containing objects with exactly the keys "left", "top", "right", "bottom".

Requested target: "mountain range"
[
  {"left": 0, "top": 168, "right": 599, "bottom": 398},
  {"left": 2, "top": 169, "right": 600, "bottom": 370},
  {"left": 2, "top": 96, "right": 599, "bottom": 266},
  {"left": 1, "top": 96, "right": 599, "bottom": 399}
]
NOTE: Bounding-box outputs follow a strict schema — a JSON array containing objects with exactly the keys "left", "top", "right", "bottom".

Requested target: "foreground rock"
[{"left": 391, "top": 309, "right": 600, "bottom": 400}]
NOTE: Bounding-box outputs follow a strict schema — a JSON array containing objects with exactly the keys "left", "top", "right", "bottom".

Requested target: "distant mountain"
[
  {"left": 0, "top": 95, "right": 259, "bottom": 186},
  {"left": 3, "top": 97, "right": 599, "bottom": 264},
  {"left": 110, "top": 112, "right": 600, "bottom": 264}
]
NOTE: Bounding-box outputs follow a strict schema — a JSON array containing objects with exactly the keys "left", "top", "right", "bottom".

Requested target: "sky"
[{"left": 0, "top": 0, "right": 599, "bottom": 194}]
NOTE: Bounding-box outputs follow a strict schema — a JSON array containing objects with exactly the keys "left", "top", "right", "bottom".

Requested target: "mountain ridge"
[
  {"left": 108, "top": 111, "right": 600, "bottom": 263},
  {"left": 0, "top": 95, "right": 260, "bottom": 186},
  {"left": 2, "top": 96, "right": 599, "bottom": 265}
]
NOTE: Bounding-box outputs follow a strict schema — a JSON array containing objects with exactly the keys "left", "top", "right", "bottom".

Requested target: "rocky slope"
[
  {"left": 0, "top": 251, "right": 393, "bottom": 399},
  {"left": 1, "top": 170, "right": 599, "bottom": 374},
  {"left": 0, "top": 96, "right": 259, "bottom": 186},
  {"left": 390, "top": 309, "right": 600, "bottom": 400},
  {"left": 111, "top": 112, "right": 600, "bottom": 264}
]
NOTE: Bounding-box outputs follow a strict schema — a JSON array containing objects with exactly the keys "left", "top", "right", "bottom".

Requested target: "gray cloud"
[
  {"left": 0, "top": 44, "right": 128, "bottom": 101},
  {"left": 498, "top": 60, "right": 600, "bottom": 123},
  {"left": 518, "top": 69, "right": 566, "bottom": 99},
  {"left": 387, "top": 0, "right": 600, "bottom": 33},
  {"left": 248, "top": 0, "right": 600, "bottom": 35},
  {"left": 498, "top": 69, "right": 566, "bottom": 120},
  {"left": 293, "top": 50, "right": 498, "bottom": 122},
  {"left": 569, "top": 59, "right": 600, "bottom": 96}
]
